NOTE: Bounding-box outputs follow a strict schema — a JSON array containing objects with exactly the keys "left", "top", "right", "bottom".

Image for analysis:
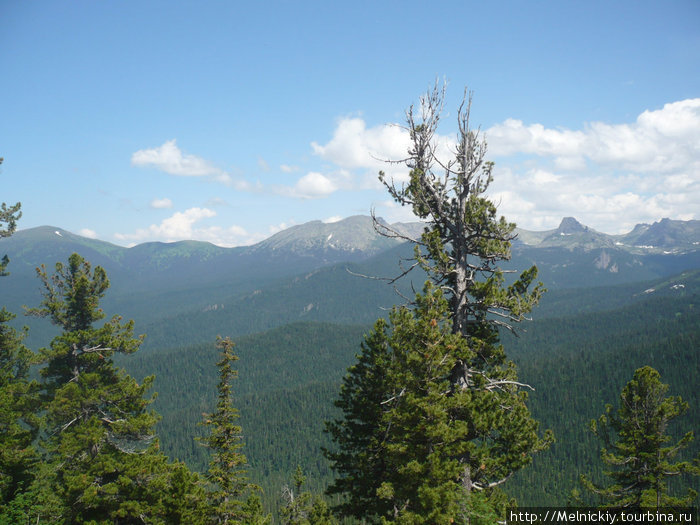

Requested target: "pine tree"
[
  {"left": 581, "top": 366, "right": 700, "bottom": 508},
  {"left": 200, "top": 336, "right": 268, "bottom": 524},
  {"left": 374, "top": 85, "right": 544, "bottom": 341},
  {"left": 25, "top": 252, "right": 196, "bottom": 523},
  {"left": 327, "top": 284, "right": 548, "bottom": 523},
  {"left": 327, "top": 84, "right": 550, "bottom": 523}
]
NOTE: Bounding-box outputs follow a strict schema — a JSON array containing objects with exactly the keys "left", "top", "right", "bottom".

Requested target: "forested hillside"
[{"left": 116, "top": 270, "right": 700, "bottom": 515}]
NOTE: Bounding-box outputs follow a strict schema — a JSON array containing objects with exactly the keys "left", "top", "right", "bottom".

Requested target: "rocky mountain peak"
[{"left": 557, "top": 217, "right": 587, "bottom": 234}]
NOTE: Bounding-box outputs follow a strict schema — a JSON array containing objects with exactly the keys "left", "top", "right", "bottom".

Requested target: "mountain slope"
[
  {"left": 119, "top": 269, "right": 700, "bottom": 512},
  {"left": 244, "top": 215, "right": 404, "bottom": 263}
]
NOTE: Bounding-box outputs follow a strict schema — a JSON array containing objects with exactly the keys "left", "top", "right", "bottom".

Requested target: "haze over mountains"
[
  {"left": 3, "top": 214, "right": 698, "bottom": 304},
  {"left": 5, "top": 215, "right": 699, "bottom": 275},
  {"left": 2, "top": 214, "right": 698, "bottom": 348}
]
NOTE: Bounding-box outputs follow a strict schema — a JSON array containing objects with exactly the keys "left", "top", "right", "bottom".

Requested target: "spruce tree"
[
  {"left": 200, "top": 336, "right": 269, "bottom": 524},
  {"left": 581, "top": 366, "right": 700, "bottom": 508},
  {"left": 25, "top": 252, "right": 200, "bottom": 523},
  {"left": 327, "top": 84, "right": 550, "bottom": 523}
]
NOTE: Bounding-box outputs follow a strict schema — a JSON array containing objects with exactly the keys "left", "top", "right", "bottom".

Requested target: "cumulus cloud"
[
  {"left": 311, "top": 118, "right": 417, "bottom": 185},
  {"left": 311, "top": 117, "right": 459, "bottom": 187},
  {"left": 311, "top": 118, "right": 409, "bottom": 170},
  {"left": 488, "top": 161, "right": 699, "bottom": 234},
  {"left": 132, "top": 140, "right": 222, "bottom": 177},
  {"left": 114, "top": 207, "right": 266, "bottom": 247},
  {"left": 479, "top": 99, "right": 700, "bottom": 233},
  {"left": 487, "top": 98, "right": 700, "bottom": 174},
  {"left": 115, "top": 207, "right": 216, "bottom": 243},
  {"left": 277, "top": 172, "right": 339, "bottom": 199},
  {"left": 150, "top": 197, "right": 173, "bottom": 209}
]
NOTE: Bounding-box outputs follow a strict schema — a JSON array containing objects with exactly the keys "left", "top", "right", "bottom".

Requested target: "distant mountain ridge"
[
  {"left": 2, "top": 216, "right": 698, "bottom": 325},
  {"left": 514, "top": 217, "right": 700, "bottom": 253},
  {"left": 9, "top": 215, "right": 698, "bottom": 260},
  {"left": 244, "top": 215, "right": 405, "bottom": 264}
]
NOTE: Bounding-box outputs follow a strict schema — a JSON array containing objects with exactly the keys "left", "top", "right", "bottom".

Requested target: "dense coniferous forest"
[{"left": 114, "top": 270, "right": 699, "bottom": 516}]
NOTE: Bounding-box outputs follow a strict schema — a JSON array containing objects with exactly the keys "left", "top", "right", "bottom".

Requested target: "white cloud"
[
  {"left": 115, "top": 207, "right": 216, "bottom": 243},
  {"left": 489, "top": 163, "right": 700, "bottom": 234},
  {"left": 487, "top": 119, "right": 587, "bottom": 159},
  {"left": 323, "top": 215, "right": 343, "bottom": 223},
  {"left": 287, "top": 172, "right": 338, "bottom": 199},
  {"left": 486, "top": 98, "right": 700, "bottom": 175},
  {"left": 310, "top": 117, "right": 460, "bottom": 188},
  {"left": 311, "top": 118, "right": 410, "bottom": 170},
  {"left": 132, "top": 140, "right": 221, "bottom": 177},
  {"left": 150, "top": 197, "right": 173, "bottom": 209},
  {"left": 114, "top": 207, "right": 265, "bottom": 247},
  {"left": 79, "top": 228, "right": 97, "bottom": 239},
  {"left": 479, "top": 98, "right": 700, "bottom": 233},
  {"left": 280, "top": 164, "right": 299, "bottom": 173}
]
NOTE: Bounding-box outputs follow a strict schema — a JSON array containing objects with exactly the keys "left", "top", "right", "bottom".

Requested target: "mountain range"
[
  {"left": 515, "top": 216, "right": 700, "bottom": 253},
  {"left": 2, "top": 214, "right": 698, "bottom": 307},
  {"left": 1, "top": 214, "right": 698, "bottom": 351},
  {"left": 4, "top": 215, "right": 699, "bottom": 282}
]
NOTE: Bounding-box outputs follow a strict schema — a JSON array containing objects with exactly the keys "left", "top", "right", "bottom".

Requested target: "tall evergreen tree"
[
  {"left": 200, "top": 336, "right": 269, "bottom": 524},
  {"left": 25, "top": 252, "right": 200, "bottom": 523},
  {"left": 327, "top": 84, "right": 550, "bottom": 523},
  {"left": 581, "top": 366, "right": 700, "bottom": 508},
  {"left": 327, "top": 284, "right": 548, "bottom": 523}
]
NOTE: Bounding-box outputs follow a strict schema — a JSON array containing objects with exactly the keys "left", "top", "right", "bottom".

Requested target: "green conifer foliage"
[
  {"left": 240, "top": 493, "right": 272, "bottom": 525},
  {"left": 200, "top": 336, "right": 268, "bottom": 524},
  {"left": 0, "top": 309, "right": 39, "bottom": 505},
  {"left": 327, "top": 285, "right": 550, "bottom": 523},
  {"left": 281, "top": 466, "right": 337, "bottom": 525},
  {"left": 0, "top": 185, "right": 39, "bottom": 512},
  {"left": 25, "top": 253, "right": 186, "bottom": 523},
  {"left": 582, "top": 366, "right": 700, "bottom": 508}
]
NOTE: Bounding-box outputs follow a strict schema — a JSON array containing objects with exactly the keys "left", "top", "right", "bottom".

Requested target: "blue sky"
[{"left": 2, "top": 1, "right": 699, "bottom": 246}]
